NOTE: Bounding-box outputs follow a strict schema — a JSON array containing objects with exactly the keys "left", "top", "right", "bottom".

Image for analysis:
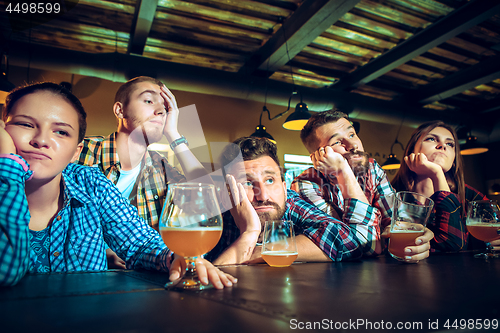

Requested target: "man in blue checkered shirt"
[
  {"left": 206, "top": 137, "right": 365, "bottom": 264},
  {"left": 0, "top": 82, "right": 235, "bottom": 288}
]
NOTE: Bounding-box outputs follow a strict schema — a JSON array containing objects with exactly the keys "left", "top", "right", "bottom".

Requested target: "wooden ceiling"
[{"left": 2, "top": 0, "right": 500, "bottom": 141}]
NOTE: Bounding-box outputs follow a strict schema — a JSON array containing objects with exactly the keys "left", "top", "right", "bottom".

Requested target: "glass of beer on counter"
[
  {"left": 159, "top": 183, "right": 223, "bottom": 290},
  {"left": 466, "top": 200, "right": 500, "bottom": 259},
  {"left": 261, "top": 220, "right": 298, "bottom": 267},
  {"left": 389, "top": 191, "right": 434, "bottom": 261}
]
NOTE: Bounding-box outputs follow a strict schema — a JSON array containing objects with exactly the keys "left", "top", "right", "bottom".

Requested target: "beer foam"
[
  {"left": 261, "top": 251, "right": 298, "bottom": 256},
  {"left": 161, "top": 226, "right": 222, "bottom": 231},
  {"left": 467, "top": 222, "right": 500, "bottom": 227}
]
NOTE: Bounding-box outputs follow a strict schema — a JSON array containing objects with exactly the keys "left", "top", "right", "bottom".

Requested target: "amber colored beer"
[
  {"left": 389, "top": 228, "right": 424, "bottom": 260},
  {"left": 160, "top": 227, "right": 222, "bottom": 258},
  {"left": 261, "top": 251, "right": 298, "bottom": 267},
  {"left": 467, "top": 223, "right": 500, "bottom": 243}
]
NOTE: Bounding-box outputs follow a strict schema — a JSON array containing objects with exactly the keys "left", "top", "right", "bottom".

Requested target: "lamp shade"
[
  {"left": 0, "top": 75, "right": 15, "bottom": 104},
  {"left": 460, "top": 136, "right": 488, "bottom": 155},
  {"left": 283, "top": 102, "right": 311, "bottom": 131},
  {"left": 381, "top": 154, "right": 401, "bottom": 170},
  {"left": 490, "top": 183, "right": 500, "bottom": 196},
  {"left": 250, "top": 125, "right": 276, "bottom": 143}
]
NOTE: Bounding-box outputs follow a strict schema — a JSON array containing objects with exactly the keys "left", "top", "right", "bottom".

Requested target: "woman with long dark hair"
[{"left": 392, "top": 121, "right": 489, "bottom": 252}]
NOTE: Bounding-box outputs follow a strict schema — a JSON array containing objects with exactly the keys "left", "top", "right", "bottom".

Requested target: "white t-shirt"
[{"left": 116, "top": 163, "right": 142, "bottom": 200}]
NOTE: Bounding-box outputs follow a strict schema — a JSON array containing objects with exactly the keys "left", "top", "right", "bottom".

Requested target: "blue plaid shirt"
[
  {"left": 206, "top": 189, "right": 363, "bottom": 262},
  {"left": 0, "top": 154, "right": 170, "bottom": 286}
]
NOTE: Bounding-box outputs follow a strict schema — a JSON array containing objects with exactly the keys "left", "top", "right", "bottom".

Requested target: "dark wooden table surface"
[{"left": 1, "top": 252, "right": 499, "bottom": 333}]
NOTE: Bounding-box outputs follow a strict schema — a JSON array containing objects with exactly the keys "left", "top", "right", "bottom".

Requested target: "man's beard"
[
  {"left": 252, "top": 200, "right": 286, "bottom": 225},
  {"left": 343, "top": 150, "right": 370, "bottom": 177},
  {"left": 127, "top": 118, "right": 163, "bottom": 146}
]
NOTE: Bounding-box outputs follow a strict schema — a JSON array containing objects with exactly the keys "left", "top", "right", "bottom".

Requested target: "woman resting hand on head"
[
  {"left": 0, "top": 82, "right": 236, "bottom": 288},
  {"left": 391, "top": 121, "right": 490, "bottom": 252}
]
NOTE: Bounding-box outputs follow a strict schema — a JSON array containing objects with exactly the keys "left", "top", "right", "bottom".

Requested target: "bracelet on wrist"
[{"left": 169, "top": 135, "right": 189, "bottom": 150}]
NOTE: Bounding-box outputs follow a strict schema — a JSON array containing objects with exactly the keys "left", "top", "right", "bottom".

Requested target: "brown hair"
[
  {"left": 114, "top": 76, "right": 163, "bottom": 107},
  {"left": 220, "top": 137, "right": 283, "bottom": 180},
  {"left": 300, "top": 109, "right": 349, "bottom": 152},
  {"left": 3, "top": 82, "right": 87, "bottom": 143},
  {"left": 391, "top": 121, "right": 465, "bottom": 211}
]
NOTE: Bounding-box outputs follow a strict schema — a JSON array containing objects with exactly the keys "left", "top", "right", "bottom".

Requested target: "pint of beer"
[
  {"left": 261, "top": 220, "right": 298, "bottom": 267},
  {"left": 389, "top": 192, "right": 434, "bottom": 261},
  {"left": 466, "top": 200, "right": 500, "bottom": 259}
]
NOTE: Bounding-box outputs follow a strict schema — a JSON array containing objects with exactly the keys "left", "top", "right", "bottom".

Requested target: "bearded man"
[
  {"left": 291, "top": 110, "right": 432, "bottom": 262},
  {"left": 206, "top": 137, "right": 370, "bottom": 265}
]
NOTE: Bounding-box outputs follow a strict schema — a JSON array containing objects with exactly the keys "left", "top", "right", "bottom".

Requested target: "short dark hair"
[
  {"left": 3, "top": 82, "right": 87, "bottom": 143},
  {"left": 220, "top": 137, "right": 283, "bottom": 180},
  {"left": 114, "top": 76, "right": 163, "bottom": 107},
  {"left": 300, "top": 109, "right": 349, "bottom": 151}
]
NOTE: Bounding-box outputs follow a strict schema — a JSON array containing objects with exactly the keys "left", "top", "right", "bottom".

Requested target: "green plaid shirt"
[{"left": 75, "top": 133, "right": 186, "bottom": 229}]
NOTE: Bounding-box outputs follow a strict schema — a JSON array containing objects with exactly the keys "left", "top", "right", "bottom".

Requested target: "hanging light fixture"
[
  {"left": 282, "top": 95, "right": 311, "bottom": 131},
  {"left": 250, "top": 90, "right": 312, "bottom": 140},
  {"left": 250, "top": 106, "right": 276, "bottom": 143},
  {"left": 249, "top": 16, "right": 312, "bottom": 136},
  {"left": 460, "top": 135, "right": 488, "bottom": 155},
  {"left": 382, "top": 119, "right": 405, "bottom": 170},
  {"left": 279, "top": 49, "right": 312, "bottom": 130},
  {"left": 250, "top": 16, "right": 313, "bottom": 139},
  {"left": 249, "top": 55, "right": 278, "bottom": 143},
  {"left": 280, "top": 19, "right": 311, "bottom": 131},
  {"left": 382, "top": 141, "right": 404, "bottom": 170}
]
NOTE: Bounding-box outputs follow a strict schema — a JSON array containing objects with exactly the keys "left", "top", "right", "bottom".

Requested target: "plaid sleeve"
[
  {"left": 428, "top": 185, "right": 488, "bottom": 252},
  {"left": 293, "top": 166, "right": 386, "bottom": 257},
  {"left": 285, "top": 190, "right": 362, "bottom": 262},
  {"left": 371, "top": 160, "right": 395, "bottom": 231},
  {"left": 291, "top": 170, "right": 334, "bottom": 215},
  {"left": 343, "top": 199, "right": 382, "bottom": 256},
  {"left": 84, "top": 167, "right": 171, "bottom": 272},
  {"left": 75, "top": 137, "right": 102, "bottom": 166},
  {"left": 165, "top": 163, "right": 186, "bottom": 183},
  {"left": 0, "top": 155, "right": 32, "bottom": 286},
  {"left": 343, "top": 160, "right": 396, "bottom": 256}
]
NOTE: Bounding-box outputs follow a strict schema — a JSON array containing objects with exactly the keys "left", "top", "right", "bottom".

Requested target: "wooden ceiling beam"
[
  {"left": 412, "top": 54, "right": 500, "bottom": 104},
  {"left": 128, "top": 0, "right": 158, "bottom": 55},
  {"left": 238, "top": 0, "right": 361, "bottom": 76},
  {"left": 331, "top": 0, "right": 500, "bottom": 90},
  {"left": 444, "top": 95, "right": 500, "bottom": 115}
]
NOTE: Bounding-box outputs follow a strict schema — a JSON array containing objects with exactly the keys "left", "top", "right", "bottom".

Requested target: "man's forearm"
[
  {"left": 212, "top": 231, "right": 259, "bottom": 265},
  {"left": 295, "top": 235, "right": 332, "bottom": 262},
  {"left": 336, "top": 169, "right": 369, "bottom": 204}
]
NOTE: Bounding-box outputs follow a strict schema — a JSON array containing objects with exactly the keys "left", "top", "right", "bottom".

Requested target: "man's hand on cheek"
[
  {"left": 225, "top": 174, "right": 261, "bottom": 234},
  {"left": 311, "top": 146, "right": 349, "bottom": 177}
]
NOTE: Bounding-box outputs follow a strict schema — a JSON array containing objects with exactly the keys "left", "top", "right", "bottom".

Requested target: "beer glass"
[
  {"left": 261, "top": 220, "right": 298, "bottom": 267},
  {"left": 466, "top": 200, "right": 500, "bottom": 259},
  {"left": 388, "top": 191, "right": 434, "bottom": 261},
  {"left": 159, "top": 183, "right": 223, "bottom": 290}
]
